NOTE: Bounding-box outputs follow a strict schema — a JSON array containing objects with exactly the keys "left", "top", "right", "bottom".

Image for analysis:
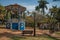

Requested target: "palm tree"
[
  {"left": 35, "top": 0, "right": 49, "bottom": 15},
  {"left": 49, "top": 6, "right": 58, "bottom": 17},
  {"left": 35, "top": 6, "right": 40, "bottom": 12},
  {"left": 49, "top": 6, "right": 59, "bottom": 25},
  {"left": 55, "top": 8, "right": 60, "bottom": 31},
  {"left": 55, "top": 8, "right": 60, "bottom": 22},
  {"left": 49, "top": 6, "right": 59, "bottom": 32}
]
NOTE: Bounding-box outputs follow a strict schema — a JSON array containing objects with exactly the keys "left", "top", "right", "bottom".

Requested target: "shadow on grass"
[
  {"left": 43, "top": 34, "right": 60, "bottom": 40},
  {"left": 0, "top": 27, "right": 60, "bottom": 40},
  {"left": 0, "top": 32, "right": 60, "bottom": 40},
  {"left": 0, "top": 32, "right": 26, "bottom": 40}
]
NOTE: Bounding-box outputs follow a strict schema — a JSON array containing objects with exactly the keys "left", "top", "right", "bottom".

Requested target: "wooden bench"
[{"left": 22, "top": 30, "right": 33, "bottom": 36}]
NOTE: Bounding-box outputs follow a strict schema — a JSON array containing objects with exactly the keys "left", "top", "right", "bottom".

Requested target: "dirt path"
[{"left": 0, "top": 27, "right": 60, "bottom": 40}]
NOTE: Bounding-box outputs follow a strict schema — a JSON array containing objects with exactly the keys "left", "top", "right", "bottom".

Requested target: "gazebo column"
[
  {"left": 18, "top": 8, "right": 25, "bottom": 30},
  {"left": 18, "top": 8, "right": 21, "bottom": 30}
]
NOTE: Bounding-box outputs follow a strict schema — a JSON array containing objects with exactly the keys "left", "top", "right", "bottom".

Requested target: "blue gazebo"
[{"left": 5, "top": 4, "right": 26, "bottom": 30}]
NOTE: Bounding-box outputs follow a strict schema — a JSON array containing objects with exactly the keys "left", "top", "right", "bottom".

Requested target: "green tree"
[
  {"left": 0, "top": 4, "right": 7, "bottom": 24},
  {"left": 55, "top": 8, "right": 60, "bottom": 22},
  {"left": 49, "top": 6, "right": 59, "bottom": 26},
  {"left": 35, "top": 0, "right": 49, "bottom": 15},
  {"left": 55, "top": 8, "right": 60, "bottom": 30},
  {"left": 49, "top": 6, "right": 60, "bottom": 32},
  {"left": 49, "top": 6, "right": 58, "bottom": 17}
]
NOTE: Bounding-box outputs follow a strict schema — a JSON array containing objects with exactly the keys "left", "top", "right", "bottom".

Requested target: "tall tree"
[
  {"left": 55, "top": 8, "right": 60, "bottom": 22},
  {"left": 49, "top": 6, "right": 60, "bottom": 32},
  {"left": 49, "top": 6, "right": 58, "bottom": 17},
  {"left": 49, "top": 6, "right": 58, "bottom": 25},
  {"left": 0, "top": 4, "right": 7, "bottom": 24},
  {"left": 35, "top": 0, "right": 49, "bottom": 15},
  {"left": 55, "top": 8, "right": 60, "bottom": 30}
]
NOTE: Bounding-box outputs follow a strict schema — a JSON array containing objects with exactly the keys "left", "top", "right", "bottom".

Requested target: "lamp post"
[{"left": 33, "top": 12, "right": 36, "bottom": 36}]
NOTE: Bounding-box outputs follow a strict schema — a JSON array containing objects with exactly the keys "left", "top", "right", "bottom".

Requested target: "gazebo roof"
[{"left": 5, "top": 4, "right": 26, "bottom": 12}]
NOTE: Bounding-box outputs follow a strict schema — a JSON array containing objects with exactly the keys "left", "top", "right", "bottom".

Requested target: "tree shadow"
[
  {"left": 43, "top": 34, "right": 60, "bottom": 40},
  {"left": 0, "top": 32, "right": 26, "bottom": 40}
]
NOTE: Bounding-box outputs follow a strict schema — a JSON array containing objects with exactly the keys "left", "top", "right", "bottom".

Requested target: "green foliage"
[
  {"left": 0, "top": 4, "right": 6, "bottom": 20},
  {"left": 55, "top": 8, "right": 60, "bottom": 22},
  {"left": 49, "top": 6, "right": 60, "bottom": 22},
  {"left": 49, "top": 6, "right": 58, "bottom": 16},
  {"left": 49, "top": 6, "right": 60, "bottom": 23},
  {"left": 35, "top": 0, "right": 49, "bottom": 15},
  {"left": 0, "top": 4, "right": 5, "bottom": 10},
  {"left": 35, "top": 6, "right": 40, "bottom": 11}
]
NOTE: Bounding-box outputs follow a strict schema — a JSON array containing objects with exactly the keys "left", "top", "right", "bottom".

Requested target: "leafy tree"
[
  {"left": 49, "top": 6, "right": 58, "bottom": 17},
  {"left": 49, "top": 6, "right": 60, "bottom": 32},
  {"left": 0, "top": 4, "right": 7, "bottom": 24},
  {"left": 35, "top": 0, "right": 49, "bottom": 15},
  {"left": 55, "top": 8, "right": 60, "bottom": 22}
]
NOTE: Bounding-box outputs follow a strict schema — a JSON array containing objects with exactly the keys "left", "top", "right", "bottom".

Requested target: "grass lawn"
[
  {"left": 10, "top": 35, "right": 59, "bottom": 40},
  {"left": 55, "top": 32, "right": 60, "bottom": 35}
]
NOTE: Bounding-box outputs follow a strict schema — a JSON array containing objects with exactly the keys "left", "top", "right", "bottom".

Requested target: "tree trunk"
[
  {"left": 58, "top": 22, "right": 60, "bottom": 31},
  {"left": 42, "top": 8, "right": 45, "bottom": 15}
]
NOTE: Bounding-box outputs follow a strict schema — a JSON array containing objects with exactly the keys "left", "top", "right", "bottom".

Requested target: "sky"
[{"left": 0, "top": 0, "right": 60, "bottom": 12}]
